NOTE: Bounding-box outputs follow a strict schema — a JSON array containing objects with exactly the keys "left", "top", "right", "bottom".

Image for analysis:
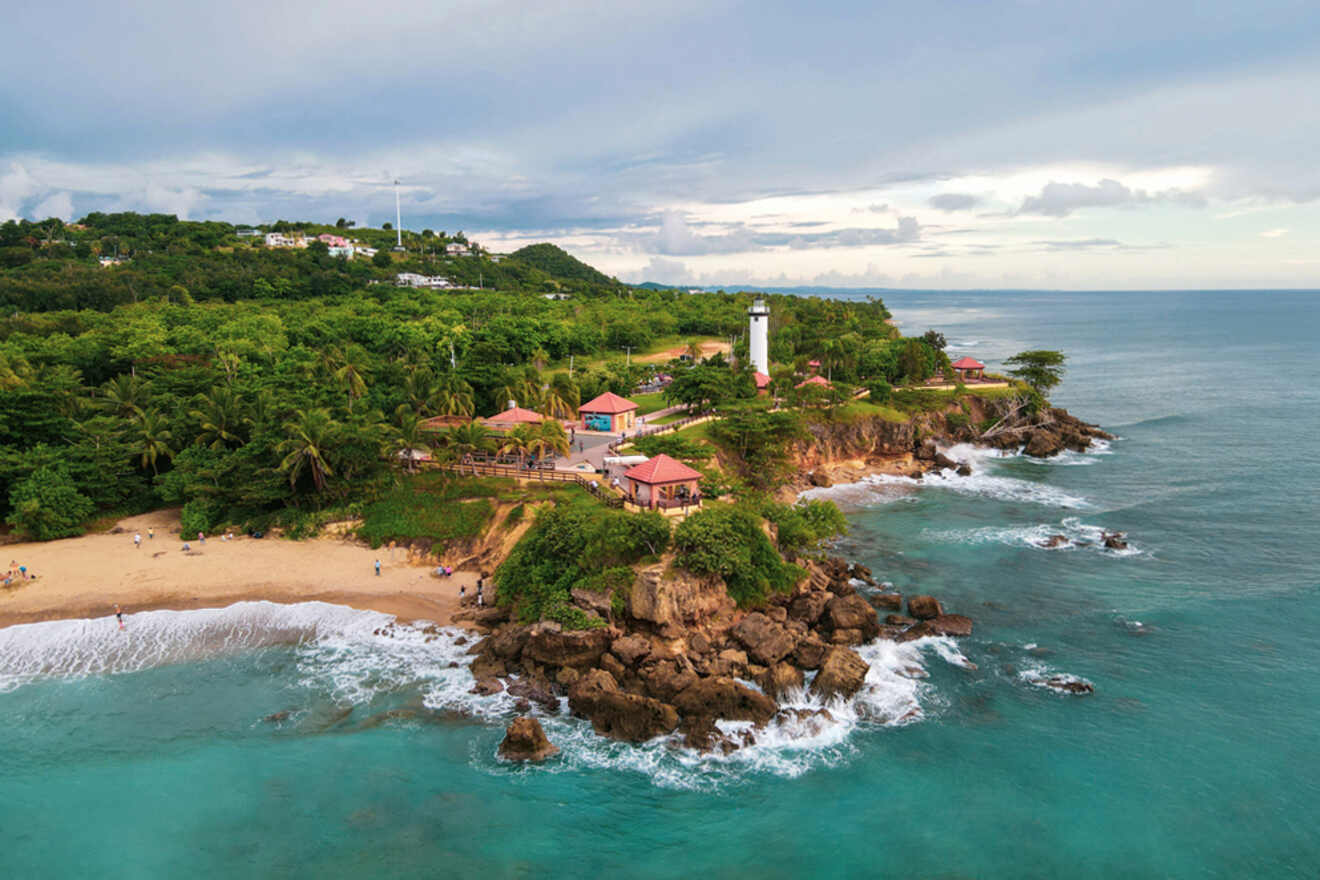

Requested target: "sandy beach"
[{"left": 0, "top": 509, "right": 479, "bottom": 629}]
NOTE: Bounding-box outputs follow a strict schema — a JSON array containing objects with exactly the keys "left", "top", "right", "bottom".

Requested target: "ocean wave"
[
  {"left": 923, "top": 517, "right": 1142, "bottom": 556},
  {"left": 0, "top": 601, "right": 397, "bottom": 693},
  {"left": 1018, "top": 665, "right": 1095, "bottom": 696},
  {"left": 802, "top": 468, "right": 1089, "bottom": 510}
]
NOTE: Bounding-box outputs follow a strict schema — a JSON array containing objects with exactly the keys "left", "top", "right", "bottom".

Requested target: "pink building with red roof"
[
  {"left": 623, "top": 454, "right": 702, "bottom": 510},
  {"left": 950, "top": 356, "right": 986, "bottom": 381},
  {"left": 579, "top": 391, "right": 638, "bottom": 433}
]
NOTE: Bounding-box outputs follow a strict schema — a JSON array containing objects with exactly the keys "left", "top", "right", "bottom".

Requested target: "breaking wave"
[
  {"left": 801, "top": 469, "right": 1089, "bottom": 511},
  {"left": 923, "top": 517, "right": 1142, "bottom": 556},
  {"left": 0, "top": 602, "right": 974, "bottom": 789}
]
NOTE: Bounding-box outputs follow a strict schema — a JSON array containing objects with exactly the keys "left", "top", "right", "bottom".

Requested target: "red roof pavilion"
[
  {"left": 579, "top": 391, "right": 638, "bottom": 414},
  {"left": 795, "top": 374, "right": 832, "bottom": 389},
  {"left": 950, "top": 356, "right": 985, "bottom": 370},
  {"left": 482, "top": 405, "right": 545, "bottom": 425},
  {"left": 623, "top": 453, "right": 702, "bottom": 485},
  {"left": 753, "top": 371, "right": 771, "bottom": 390}
]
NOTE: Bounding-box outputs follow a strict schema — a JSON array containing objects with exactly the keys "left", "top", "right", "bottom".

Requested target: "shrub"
[
  {"left": 5, "top": 465, "right": 95, "bottom": 541},
  {"left": 631, "top": 434, "right": 713, "bottom": 461},
  {"left": 867, "top": 379, "right": 892, "bottom": 403},
  {"left": 760, "top": 498, "right": 848, "bottom": 556},
  {"left": 946, "top": 412, "right": 969, "bottom": 430},
  {"left": 673, "top": 504, "right": 802, "bottom": 606},
  {"left": 180, "top": 496, "right": 221, "bottom": 537}
]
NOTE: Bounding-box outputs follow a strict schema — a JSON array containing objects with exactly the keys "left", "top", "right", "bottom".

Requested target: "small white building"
[
  {"left": 395, "top": 272, "right": 453, "bottom": 289},
  {"left": 235, "top": 228, "right": 261, "bottom": 237},
  {"left": 327, "top": 246, "right": 354, "bottom": 259},
  {"left": 354, "top": 245, "right": 378, "bottom": 258},
  {"left": 264, "top": 232, "right": 305, "bottom": 248},
  {"left": 445, "top": 242, "right": 467, "bottom": 256}
]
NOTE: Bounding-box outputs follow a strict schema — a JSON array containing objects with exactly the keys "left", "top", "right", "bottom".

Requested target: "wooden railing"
[
  {"left": 428, "top": 460, "right": 625, "bottom": 507},
  {"left": 607, "top": 410, "right": 714, "bottom": 453}
]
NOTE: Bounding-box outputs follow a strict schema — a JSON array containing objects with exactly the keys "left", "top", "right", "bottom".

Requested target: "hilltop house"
[
  {"left": 395, "top": 272, "right": 452, "bottom": 289},
  {"left": 623, "top": 454, "right": 702, "bottom": 511},
  {"left": 264, "top": 232, "right": 306, "bottom": 248}
]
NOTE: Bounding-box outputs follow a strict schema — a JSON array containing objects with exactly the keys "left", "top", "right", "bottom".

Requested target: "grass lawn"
[{"left": 631, "top": 390, "right": 669, "bottom": 415}]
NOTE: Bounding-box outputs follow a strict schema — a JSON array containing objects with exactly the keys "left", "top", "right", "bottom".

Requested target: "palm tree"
[
  {"left": 101, "top": 374, "right": 147, "bottom": 417},
  {"left": 444, "top": 422, "right": 494, "bottom": 475},
  {"left": 529, "top": 420, "right": 570, "bottom": 463},
  {"left": 404, "top": 368, "right": 439, "bottom": 415},
  {"left": 500, "top": 424, "right": 537, "bottom": 468},
  {"left": 530, "top": 347, "right": 551, "bottom": 372},
  {"left": 541, "top": 372, "right": 580, "bottom": 419},
  {"left": 278, "top": 408, "right": 337, "bottom": 493},
  {"left": 393, "top": 405, "right": 428, "bottom": 473},
  {"left": 134, "top": 409, "right": 175, "bottom": 476},
  {"left": 435, "top": 374, "right": 475, "bottom": 418},
  {"left": 333, "top": 345, "right": 372, "bottom": 403},
  {"left": 190, "top": 387, "right": 248, "bottom": 450}
]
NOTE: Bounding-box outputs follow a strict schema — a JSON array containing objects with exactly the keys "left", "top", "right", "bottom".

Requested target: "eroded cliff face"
[{"left": 789, "top": 393, "right": 1111, "bottom": 491}]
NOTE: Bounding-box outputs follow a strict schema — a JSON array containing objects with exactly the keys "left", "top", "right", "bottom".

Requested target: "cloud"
[
  {"left": 1018, "top": 177, "right": 1206, "bottom": 216},
  {"left": 634, "top": 256, "right": 692, "bottom": 284},
  {"left": 638, "top": 211, "right": 920, "bottom": 255},
  {"left": 31, "top": 191, "right": 73, "bottom": 221},
  {"left": 1260, "top": 227, "right": 1288, "bottom": 237},
  {"left": 928, "top": 193, "right": 982, "bottom": 212}
]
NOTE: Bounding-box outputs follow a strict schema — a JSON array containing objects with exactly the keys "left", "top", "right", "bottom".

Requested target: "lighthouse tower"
[{"left": 748, "top": 297, "right": 770, "bottom": 376}]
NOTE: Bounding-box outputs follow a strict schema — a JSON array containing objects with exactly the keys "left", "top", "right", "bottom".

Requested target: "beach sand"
[{"left": 1, "top": 509, "right": 479, "bottom": 629}]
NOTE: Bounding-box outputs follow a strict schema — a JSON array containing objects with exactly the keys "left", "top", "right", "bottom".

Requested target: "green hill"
[{"left": 508, "top": 243, "right": 614, "bottom": 286}]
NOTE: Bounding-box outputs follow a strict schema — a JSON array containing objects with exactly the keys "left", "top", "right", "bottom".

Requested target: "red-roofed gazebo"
[
  {"left": 623, "top": 454, "right": 702, "bottom": 510},
  {"left": 482, "top": 405, "right": 545, "bottom": 429},
  {"left": 579, "top": 391, "right": 639, "bottom": 433},
  {"left": 795, "top": 374, "right": 832, "bottom": 389},
  {"left": 950, "top": 356, "right": 985, "bottom": 381},
  {"left": 753, "top": 371, "right": 771, "bottom": 395}
]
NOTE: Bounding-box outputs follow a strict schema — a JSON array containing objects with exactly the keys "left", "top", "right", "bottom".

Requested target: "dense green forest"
[{"left": 0, "top": 212, "right": 956, "bottom": 542}]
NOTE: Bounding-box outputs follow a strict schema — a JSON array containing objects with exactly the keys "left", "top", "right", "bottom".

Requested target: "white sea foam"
[
  {"left": 923, "top": 517, "right": 1142, "bottom": 556},
  {"left": 802, "top": 468, "right": 1089, "bottom": 510},
  {"left": 0, "top": 602, "right": 973, "bottom": 788},
  {"left": 1018, "top": 664, "right": 1095, "bottom": 696},
  {"left": 0, "top": 601, "right": 396, "bottom": 692}
]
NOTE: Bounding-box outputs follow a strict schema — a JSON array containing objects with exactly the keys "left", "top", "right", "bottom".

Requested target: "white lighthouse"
[{"left": 748, "top": 297, "right": 770, "bottom": 376}]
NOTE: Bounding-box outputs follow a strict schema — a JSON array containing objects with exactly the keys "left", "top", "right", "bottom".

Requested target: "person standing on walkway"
[{"left": 374, "top": 559, "right": 381, "bottom": 576}]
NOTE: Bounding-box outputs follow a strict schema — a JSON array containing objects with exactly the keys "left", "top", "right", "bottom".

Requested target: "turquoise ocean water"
[{"left": 2, "top": 290, "right": 1318, "bottom": 878}]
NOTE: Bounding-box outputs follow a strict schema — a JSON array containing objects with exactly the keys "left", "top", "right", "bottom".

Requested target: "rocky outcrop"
[
  {"left": 568, "top": 669, "right": 680, "bottom": 741},
  {"left": 673, "top": 676, "right": 778, "bottom": 724},
  {"left": 499, "top": 716, "right": 559, "bottom": 761},
  {"left": 521, "top": 622, "right": 613, "bottom": 668},
  {"left": 907, "top": 595, "right": 944, "bottom": 620},
  {"left": 810, "top": 647, "right": 870, "bottom": 701},
  {"left": 732, "top": 612, "right": 800, "bottom": 665}
]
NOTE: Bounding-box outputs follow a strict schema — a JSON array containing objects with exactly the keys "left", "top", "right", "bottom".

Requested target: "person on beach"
[
  {"left": 199, "top": 531, "right": 206, "bottom": 544},
  {"left": 148, "top": 527, "right": 154, "bottom": 540},
  {"left": 114, "top": 604, "right": 125, "bottom": 631},
  {"left": 460, "top": 584, "right": 467, "bottom": 603},
  {"left": 19, "top": 564, "right": 27, "bottom": 579},
  {"left": 182, "top": 542, "right": 191, "bottom": 553},
  {"left": 374, "top": 559, "right": 381, "bottom": 576},
  {"left": 134, "top": 533, "right": 141, "bottom": 549}
]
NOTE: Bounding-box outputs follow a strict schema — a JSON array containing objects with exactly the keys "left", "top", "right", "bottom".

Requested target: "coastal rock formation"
[
  {"left": 468, "top": 554, "right": 974, "bottom": 752},
  {"left": 499, "top": 717, "right": 559, "bottom": 761},
  {"left": 810, "top": 647, "right": 870, "bottom": 701}
]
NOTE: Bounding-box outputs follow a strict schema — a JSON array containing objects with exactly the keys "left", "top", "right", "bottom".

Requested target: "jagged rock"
[
  {"left": 522, "top": 622, "right": 613, "bottom": 668},
  {"left": 810, "top": 647, "right": 871, "bottom": 701},
  {"left": 824, "top": 594, "right": 881, "bottom": 640},
  {"left": 688, "top": 632, "right": 712, "bottom": 654},
  {"left": 808, "top": 470, "right": 833, "bottom": 488},
  {"left": 470, "top": 651, "right": 507, "bottom": 681},
  {"left": 571, "top": 587, "right": 613, "bottom": 618},
  {"left": 627, "top": 567, "right": 735, "bottom": 628},
  {"left": 567, "top": 669, "right": 680, "bottom": 741},
  {"left": 489, "top": 626, "right": 529, "bottom": 660},
  {"left": 757, "top": 662, "right": 804, "bottom": 698},
  {"left": 262, "top": 711, "right": 290, "bottom": 723},
  {"left": 1025, "top": 429, "right": 1063, "bottom": 458},
  {"left": 866, "top": 592, "right": 903, "bottom": 612},
  {"left": 453, "top": 636, "right": 468, "bottom": 646},
  {"left": 638, "top": 659, "right": 699, "bottom": 702},
  {"left": 506, "top": 679, "right": 559, "bottom": 712},
  {"left": 933, "top": 452, "right": 958, "bottom": 471},
  {"left": 956, "top": 462, "right": 972, "bottom": 477},
  {"left": 499, "top": 716, "right": 559, "bottom": 761},
  {"left": 599, "top": 651, "right": 629, "bottom": 684},
  {"left": 789, "top": 591, "right": 830, "bottom": 624},
  {"left": 1038, "top": 534, "right": 1069, "bottom": 548},
  {"left": 849, "top": 563, "right": 876, "bottom": 586},
  {"left": 927, "top": 614, "right": 973, "bottom": 637},
  {"left": 793, "top": 635, "right": 829, "bottom": 670},
  {"left": 473, "top": 606, "right": 510, "bottom": 626},
  {"left": 915, "top": 437, "right": 938, "bottom": 461},
  {"left": 1103, "top": 532, "right": 1128, "bottom": 550},
  {"left": 830, "top": 628, "right": 864, "bottom": 645},
  {"left": 513, "top": 698, "right": 532, "bottom": 712},
  {"left": 610, "top": 634, "right": 652, "bottom": 666},
  {"left": 555, "top": 667, "right": 581, "bottom": 687},
  {"left": 714, "top": 648, "right": 749, "bottom": 678},
  {"left": 1044, "top": 676, "right": 1094, "bottom": 695},
  {"left": 829, "top": 579, "right": 857, "bottom": 597},
  {"left": 673, "top": 676, "right": 778, "bottom": 724},
  {"left": 732, "top": 612, "right": 801, "bottom": 666},
  {"left": 680, "top": 715, "right": 729, "bottom": 752},
  {"left": 766, "top": 605, "right": 788, "bottom": 623},
  {"left": 907, "top": 595, "right": 944, "bottom": 620},
  {"left": 886, "top": 614, "right": 917, "bottom": 627},
  {"left": 773, "top": 707, "right": 836, "bottom": 737},
  {"left": 470, "top": 678, "right": 504, "bottom": 696}
]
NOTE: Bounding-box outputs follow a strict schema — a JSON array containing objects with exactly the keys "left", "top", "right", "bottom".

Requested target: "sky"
[{"left": 2, "top": 0, "right": 1318, "bottom": 289}]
